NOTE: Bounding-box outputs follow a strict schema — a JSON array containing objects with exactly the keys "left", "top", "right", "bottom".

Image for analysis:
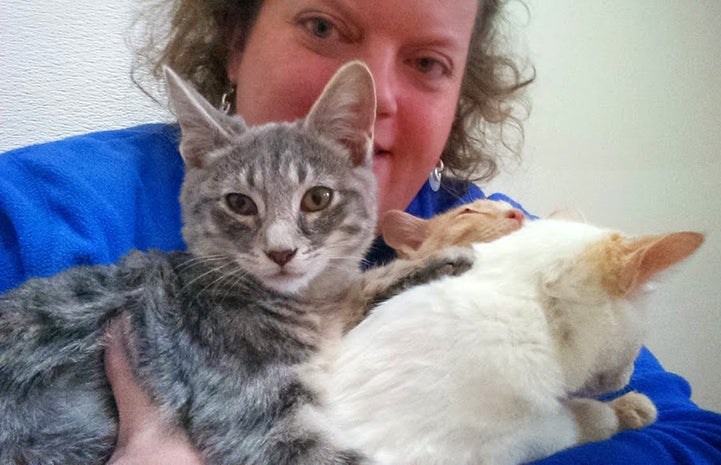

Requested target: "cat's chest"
[
  {"left": 123, "top": 252, "right": 320, "bottom": 370},
  {"left": 174, "top": 280, "right": 319, "bottom": 364}
]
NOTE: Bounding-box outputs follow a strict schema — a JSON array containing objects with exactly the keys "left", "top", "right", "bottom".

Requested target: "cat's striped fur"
[{"left": 0, "top": 62, "right": 378, "bottom": 465}]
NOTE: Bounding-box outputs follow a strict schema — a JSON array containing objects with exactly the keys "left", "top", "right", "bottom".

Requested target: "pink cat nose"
[
  {"left": 266, "top": 249, "right": 297, "bottom": 267},
  {"left": 506, "top": 208, "right": 525, "bottom": 225}
]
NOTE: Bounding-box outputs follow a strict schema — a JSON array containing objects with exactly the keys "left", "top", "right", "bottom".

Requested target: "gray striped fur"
[{"left": 0, "top": 62, "right": 377, "bottom": 465}]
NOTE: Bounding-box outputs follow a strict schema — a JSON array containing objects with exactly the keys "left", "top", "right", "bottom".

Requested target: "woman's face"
[{"left": 227, "top": 0, "right": 478, "bottom": 218}]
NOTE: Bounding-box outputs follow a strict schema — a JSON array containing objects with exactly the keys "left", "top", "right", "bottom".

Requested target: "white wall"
[
  {"left": 2, "top": 1, "right": 719, "bottom": 411},
  {"left": 487, "top": 1, "right": 721, "bottom": 411},
  {"left": 0, "top": 0, "right": 169, "bottom": 151}
]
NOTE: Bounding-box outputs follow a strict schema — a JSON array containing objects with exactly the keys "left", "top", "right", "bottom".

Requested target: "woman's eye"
[
  {"left": 413, "top": 57, "right": 451, "bottom": 80},
  {"left": 302, "top": 17, "right": 335, "bottom": 39},
  {"left": 225, "top": 193, "right": 258, "bottom": 216},
  {"left": 301, "top": 186, "right": 334, "bottom": 212}
]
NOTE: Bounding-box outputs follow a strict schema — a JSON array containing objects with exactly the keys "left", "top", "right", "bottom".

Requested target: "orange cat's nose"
[{"left": 506, "top": 209, "right": 525, "bottom": 225}]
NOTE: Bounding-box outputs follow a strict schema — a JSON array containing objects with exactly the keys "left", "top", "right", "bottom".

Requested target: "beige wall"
[
  {"left": 487, "top": 1, "right": 721, "bottom": 411},
  {"left": 1, "top": 1, "right": 719, "bottom": 411}
]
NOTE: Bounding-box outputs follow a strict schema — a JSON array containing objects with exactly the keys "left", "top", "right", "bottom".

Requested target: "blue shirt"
[{"left": 1, "top": 124, "right": 720, "bottom": 464}]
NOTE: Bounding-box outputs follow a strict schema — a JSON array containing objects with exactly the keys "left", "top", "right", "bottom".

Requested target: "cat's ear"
[
  {"left": 613, "top": 231, "right": 704, "bottom": 296},
  {"left": 303, "top": 61, "right": 376, "bottom": 167},
  {"left": 163, "top": 66, "right": 247, "bottom": 168},
  {"left": 381, "top": 210, "right": 430, "bottom": 259}
]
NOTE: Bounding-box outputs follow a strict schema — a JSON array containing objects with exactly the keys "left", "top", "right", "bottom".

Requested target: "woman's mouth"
[{"left": 374, "top": 144, "right": 391, "bottom": 158}]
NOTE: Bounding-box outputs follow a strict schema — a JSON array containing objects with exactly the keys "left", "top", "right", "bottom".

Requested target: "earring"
[
  {"left": 220, "top": 86, "right": 235, "bottom": 114},
  {"left": 429, "top": 159, "right": 444, "bottom": 192}
]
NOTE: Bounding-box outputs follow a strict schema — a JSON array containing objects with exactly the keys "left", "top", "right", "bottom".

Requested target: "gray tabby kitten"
[{"left": 1, "top": 62, "right": 466, "bottom": 465}]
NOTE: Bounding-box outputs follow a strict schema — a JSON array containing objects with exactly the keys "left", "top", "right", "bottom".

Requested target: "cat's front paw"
[
  {"left": 611, "top": 391, "right": 657, "bottom": 431},
  {"left": 421, "top": 245, "right": 475, "bottom": 279},
  {"left": 360, "top": 246, "right": 475, "bottom": 315}
]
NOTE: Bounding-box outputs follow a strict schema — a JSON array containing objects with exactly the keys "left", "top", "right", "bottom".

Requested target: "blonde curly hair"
[{"left": 132, "top": 0, "right": 533, "bottom": 183}]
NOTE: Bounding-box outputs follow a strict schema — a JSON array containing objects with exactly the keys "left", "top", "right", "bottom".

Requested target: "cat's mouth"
[
  {"left": 263, "top": 269, "right": 309, "bottom": 294},
  {"left": 268, "top": 266, "right": 303, "bottom": 280}
]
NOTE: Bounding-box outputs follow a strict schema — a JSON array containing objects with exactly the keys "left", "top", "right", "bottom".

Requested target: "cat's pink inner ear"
[
  {"left": 381, "top": 210, "right": 429, "bottom": 258},
  {"left": 621, "top": 231, "right": 704, "bottom": 294}
]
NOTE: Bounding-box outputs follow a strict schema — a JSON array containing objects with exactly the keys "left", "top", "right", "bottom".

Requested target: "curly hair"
[{"left": 131, "top": 0, "right": 533, "bottom": 183}]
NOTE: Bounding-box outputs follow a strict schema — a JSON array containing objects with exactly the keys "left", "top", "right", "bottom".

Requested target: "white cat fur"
[{"left": 322, "top": 218, "right": 702, "bottom": 465}]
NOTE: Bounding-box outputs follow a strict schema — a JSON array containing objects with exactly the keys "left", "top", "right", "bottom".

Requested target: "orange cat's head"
[
  {"left": 494, "top": 220, "right": 705, "bottom": 397},
  {"left": 572, "top": 230, "right": 704, "bottom": 395},
  {"left": 380, "top": 200, "right": 525, "bottom": 259}
]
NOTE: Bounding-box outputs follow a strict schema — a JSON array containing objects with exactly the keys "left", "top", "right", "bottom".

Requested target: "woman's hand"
[{"left": 104, "top": 320, "right": 205, "bottom": 465}]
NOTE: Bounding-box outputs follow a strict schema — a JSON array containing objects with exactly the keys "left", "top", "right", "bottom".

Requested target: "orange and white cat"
[{"left": 324, "top": 215, "right": 703, "bottom": 465}]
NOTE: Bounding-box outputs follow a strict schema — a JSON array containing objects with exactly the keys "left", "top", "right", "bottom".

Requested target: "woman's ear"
[
  {"left": 226, "top": 56, "right": 241, "bottom": 88},
  {"left": 226, "top": 22, "right": 248, "bottom": 86}
]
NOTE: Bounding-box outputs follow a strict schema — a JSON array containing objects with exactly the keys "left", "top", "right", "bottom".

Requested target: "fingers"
[{"left": 104, "top": 318, "right": 206, "bottom": 465}]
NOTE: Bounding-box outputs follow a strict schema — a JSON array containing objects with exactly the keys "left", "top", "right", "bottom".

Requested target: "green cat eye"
[
  {"left": 225, "top": 193, "right": 258, "bottom": 216},
  {"left": 301, "top": 186, "right": 334, "bottom": 212}
]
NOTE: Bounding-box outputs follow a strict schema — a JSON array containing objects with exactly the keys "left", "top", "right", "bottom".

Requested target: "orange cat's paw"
[{"left": 612, "top": 391, "right": 657, "bottom": 431}]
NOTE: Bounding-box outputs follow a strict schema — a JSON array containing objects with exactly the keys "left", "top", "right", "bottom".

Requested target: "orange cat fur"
[{"left": 381, "top": 199, "right": 525, "bottom": 259}]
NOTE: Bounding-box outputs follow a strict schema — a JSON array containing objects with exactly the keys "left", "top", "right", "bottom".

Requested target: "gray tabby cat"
[{"left": 0, "top": 62, "right": 470, "bottom": 465}]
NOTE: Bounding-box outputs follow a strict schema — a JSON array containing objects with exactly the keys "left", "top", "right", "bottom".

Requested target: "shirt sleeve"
[
  {"left": 531, "top": 347, "right": 721, "bottom": 464},
  {"left": 0, "top": 124, "right": 186, "bottom": 293}
]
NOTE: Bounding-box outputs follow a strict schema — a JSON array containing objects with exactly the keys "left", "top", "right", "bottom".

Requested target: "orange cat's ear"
[
  {"left": 616, "top": 231, "right": 704, "bottom": 295},
  {"left": 380, "top": 210, "right": 430, "bottom": 259}
]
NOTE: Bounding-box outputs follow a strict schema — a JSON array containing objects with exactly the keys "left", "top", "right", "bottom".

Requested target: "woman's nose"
[{"left": 364, "top": 53, "right": 398, "bottom": 118}]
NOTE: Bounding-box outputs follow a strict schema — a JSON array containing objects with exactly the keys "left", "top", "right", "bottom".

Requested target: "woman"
[{"left": 1, "top": 0, "right": 720, "bottom": 464}]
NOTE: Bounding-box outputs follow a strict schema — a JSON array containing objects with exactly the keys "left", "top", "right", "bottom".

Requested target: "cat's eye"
[
  {"left": 225, "top": 193, "right": 258, "bottom": 216},
  {"left": 301, "top": 186, "right": 334, "bottom": 212}
]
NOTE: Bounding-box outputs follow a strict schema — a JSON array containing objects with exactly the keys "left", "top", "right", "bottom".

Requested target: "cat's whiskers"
[
  {"left": 219, "top": 265, "right": 251, "bottom": 304},
  {"left": 184, "top": 262, "right": 240, "bottom": 304},
  {"left": 178, "top": 258, "right": 234, "bottom": 297},
  {"left": 176, "top": 254, "right": 227, "bottom": 273},
  {"left": 201, "top": 266, "right": 237, "bottom": 297}
]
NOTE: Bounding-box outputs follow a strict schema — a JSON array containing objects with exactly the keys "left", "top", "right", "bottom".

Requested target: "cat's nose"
[
  {"left": 506, "top": 208, "right": 525, "bottom": 225},
  {"left": 266, "top": 249, "right": 297, "bottom": 267}
]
